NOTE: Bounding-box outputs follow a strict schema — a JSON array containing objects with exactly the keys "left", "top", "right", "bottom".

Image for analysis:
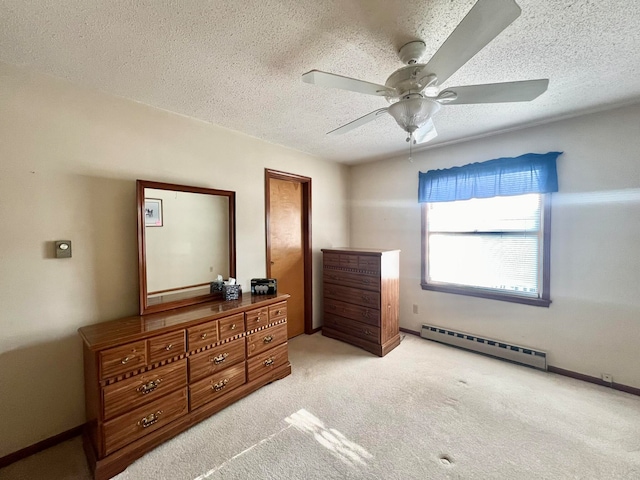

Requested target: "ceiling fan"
[{"left": 302, "top": 0, "right": 549, "bottom": 145}]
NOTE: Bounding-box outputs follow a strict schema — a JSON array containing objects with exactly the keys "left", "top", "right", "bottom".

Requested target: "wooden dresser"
[
  {"left": 321, "top": 248, "right": 400, "bottom": 356},
  {"left": 78, "top": 294, "right": 290, "bottom": 480}
]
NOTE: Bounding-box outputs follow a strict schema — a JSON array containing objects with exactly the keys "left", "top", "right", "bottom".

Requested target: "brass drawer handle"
[
  {"left": 230, "top": 323, "right": 237, "bottom": 330},
  {"left": 200, "top": 333, "right": 207, "bottom": 340},
  {"left": 364, "top": 329, "right": 373, "bottom": 336},
  {"left": 276, "top": 309, "right": 282, "bottom": 315},
  {"left": 211, "top": 353, "right": 228, "bottom": 365},
  {"left": 263, "top": 335, "right": 273, "bottom": 344},
  {"left": 213, "top": 379, "right": 229, "bottom": 391},
  {"left": 256, "top": 316, "right": 262, "bottom": 322},
  {"left": 121, "top": 354, "right": 136, "bottom": 365},
  {"left": 137, "top": 378, "right": 162, "bottom": 395},
  {"left": 165, "top": 344, "right": 173, "bottom": 351},
  {"left": 362, "top": 310, "right": 371, "bottom": 318},
  {"left": 362, "top": 295, "right": 371, "bottom": 302},
  {"left": 264, "top": 357, "right": 274, "bottom": 366},
  {"left": 138, "top": 410, "right": 162, "bottom": 428},
  {"left": 362, "top": 279, "right": 371, "bottom": 285}
]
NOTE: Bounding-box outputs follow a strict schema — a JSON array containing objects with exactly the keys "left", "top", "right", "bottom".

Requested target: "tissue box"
[
  {"left": 210, "top": 281, "right": 224, "bottom": 294},
  {"left": 222, "top": 284, "right": 241, "bottom": 301}
]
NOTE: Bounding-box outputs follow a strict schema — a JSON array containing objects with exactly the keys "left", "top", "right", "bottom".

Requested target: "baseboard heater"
[{"left": 420, "top": 324, "right": 547, "bottom": 370}]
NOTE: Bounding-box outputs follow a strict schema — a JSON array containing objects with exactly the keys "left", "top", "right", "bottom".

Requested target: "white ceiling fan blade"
[
  {"left": 424, "top": 0, "right": 522, "bottom": 85},
  {"left": 327, "top": 108, "right": 389, "bottom": 135},
  {"left": 414, "top": 118, "right": 438, "bottom": 144},
  {"left": 438, "top": 79, "right": 549, "bottom": 104},
  {"left": 302, "top": 70, "right": 396, "bottom": 97}
]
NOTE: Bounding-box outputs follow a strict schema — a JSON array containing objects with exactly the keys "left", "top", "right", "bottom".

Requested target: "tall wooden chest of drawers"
[
  {"left": 322, "top": 248, "right": 400, "bottom": 356},
  {"left": 78, "top": 294, "right": 290, "bottom": 480}
]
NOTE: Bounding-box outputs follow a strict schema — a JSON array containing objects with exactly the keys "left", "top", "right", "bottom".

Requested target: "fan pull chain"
[{"left": 408, "top": 132, "right": 414, "bottom": 162}]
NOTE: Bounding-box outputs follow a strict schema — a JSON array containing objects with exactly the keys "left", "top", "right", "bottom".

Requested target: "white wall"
[
  {"left": 350, "top": 104, "right": 640, "bottom": 389},
  {"left": 0, "top": 62, "right": 349, "bottom": 457}
]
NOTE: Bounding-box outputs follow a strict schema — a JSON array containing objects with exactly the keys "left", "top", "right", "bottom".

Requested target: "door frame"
[{"left": 265, "top": 169, "right": 313, "bottom": 335}]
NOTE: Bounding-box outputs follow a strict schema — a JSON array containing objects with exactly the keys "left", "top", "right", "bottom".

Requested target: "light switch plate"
[{"left": 55, "top": 240, "right": 72, "bottom": 258}]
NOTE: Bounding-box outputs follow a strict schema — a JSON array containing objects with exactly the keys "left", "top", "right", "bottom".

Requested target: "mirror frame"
[{"left": 137, "top": 179, "right": 236, "bottom": 315}]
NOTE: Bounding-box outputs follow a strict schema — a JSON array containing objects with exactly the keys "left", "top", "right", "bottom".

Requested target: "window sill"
[{"left": 420, "top": 283, "right": 551, "bottom": 307}]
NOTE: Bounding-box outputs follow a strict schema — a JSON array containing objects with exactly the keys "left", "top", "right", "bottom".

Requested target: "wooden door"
[{"left": 265, "top": 170, "right": 311, "bottom": 338}]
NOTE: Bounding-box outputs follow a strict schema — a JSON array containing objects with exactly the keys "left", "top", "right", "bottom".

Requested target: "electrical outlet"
[
  {"left": 412, "top": 304, "right": 419, "bottom": 314},
  {"left": 602, "top": 373, "right": 613, "bottom": 384}
]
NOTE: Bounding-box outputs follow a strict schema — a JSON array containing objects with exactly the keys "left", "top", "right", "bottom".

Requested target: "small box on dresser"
[{"left": 321, "top": 248, "right": 400, "bottom": 357}]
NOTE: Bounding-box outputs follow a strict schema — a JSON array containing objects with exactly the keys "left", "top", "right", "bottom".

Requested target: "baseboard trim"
[
  {"left": 0, "top": 424, "right": 84, "bottom": 469},
  {"left": 399, "top": 327, "right": 420, "bottom": 337},
  {"left": 309, "top": 326, "right": 323, "bottom": 334},
  {"left": 548, "top": 366, "right": 640, "bottom": 397}
]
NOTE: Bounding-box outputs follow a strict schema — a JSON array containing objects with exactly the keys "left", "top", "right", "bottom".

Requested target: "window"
[
  {"left": 421, "top": 193, "right": 551, "bottom": 306},
  {"left": 418, "top": 151, "right": 561, "bottom": 307}
]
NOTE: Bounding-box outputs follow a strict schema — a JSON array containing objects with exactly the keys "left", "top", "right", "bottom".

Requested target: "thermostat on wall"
[{"left": 55, "top": 240, "right": 72, "bottom": 258}]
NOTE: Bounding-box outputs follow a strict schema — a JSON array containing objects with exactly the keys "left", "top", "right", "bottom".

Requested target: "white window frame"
[{"left": 421, "top": 194, "right": 552, "bottom": 307}]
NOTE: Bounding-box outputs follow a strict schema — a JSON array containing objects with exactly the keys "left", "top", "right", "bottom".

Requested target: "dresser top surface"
[
  {"left": 321, "top": 248, "right": 400, "bottom": 255},
  {"left": 79, "top": 294, "right": 289, "bottom": 350}
]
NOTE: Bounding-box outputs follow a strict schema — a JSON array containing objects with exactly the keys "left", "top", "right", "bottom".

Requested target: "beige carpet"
[{"left": 2, "top": 333, "right": 639, "bottom": 479}]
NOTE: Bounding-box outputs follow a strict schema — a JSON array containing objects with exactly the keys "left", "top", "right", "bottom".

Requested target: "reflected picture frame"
[{"left": 144, "top": 198, "right": 163, "bottom": 227}]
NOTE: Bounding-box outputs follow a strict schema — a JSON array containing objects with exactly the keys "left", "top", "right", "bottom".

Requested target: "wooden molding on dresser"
[
  {"left": 321, "top": 248, "right": 401, "bottom": 357},
  {"left": 78, "top": 294, "right": 291, "bottom": 480}
]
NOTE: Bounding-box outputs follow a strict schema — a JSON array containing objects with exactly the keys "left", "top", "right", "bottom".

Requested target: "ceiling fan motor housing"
[{"left": 398, "top": 40, "right": 427, "bottom": 65}]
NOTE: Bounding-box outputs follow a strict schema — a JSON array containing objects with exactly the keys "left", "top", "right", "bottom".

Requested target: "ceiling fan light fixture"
[{"left": 387, "top": 98, "right": 441, "bottom": 134}]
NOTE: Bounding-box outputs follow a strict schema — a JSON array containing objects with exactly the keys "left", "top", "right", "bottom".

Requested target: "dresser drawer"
[
  {"left": 323, "top": 284, "right": 380, "bottom": 309},
  {"left": 268, "top": 302, "right": 287, "bottom": 322},
  {"left": 357, "top": 255, "right": 380, "bottom": 272},
  {"left": 247, "top": 342, "right": 289, "bottom": 382},
  {"left": 188, "top": 337, "right": 246, "bottom": 382},
  {"left": 103, "top": 387, "right": 188, "bottom": 456},
  {"left": 245, "top": 306, "right": 269, "bottom": 331},
  {"left": 324, "top": 298, "right": 380, "bottom": 327},
  {"left": 189, "top": 362, "right": 246, "bottom": 411},
  {"left": 218, "top": 313, "right": 245, "bottom": 341},
  {"left": 323, "top": 269, "right": 380, "bottom": 291},
  {"left": 102, "top": 359, "right": 187, "bottom": 420},
  {"left": 148, "top": 330, "right": 186, "bottom": 364},
  {"left": 324, "top": 313, "right": 380, "bottom": 343},
  {"left": 100, "top": 341, "right": 147, "bottom": 380},
  {"left": 246, "top": 322, "right": 287, "bottom": 358},
  {"left": 187, "top": 320, "right": 219, "bottom": 351}
]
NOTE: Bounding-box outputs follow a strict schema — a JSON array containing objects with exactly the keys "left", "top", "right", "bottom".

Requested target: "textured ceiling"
[{"left": 2, "top": 0, "right": 640, "bottom": 164}]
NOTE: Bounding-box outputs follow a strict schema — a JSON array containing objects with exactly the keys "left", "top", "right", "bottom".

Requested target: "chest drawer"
[
  {"left": 323, "top": 269, "right": 380, "bottom": 291},
  {"left": 189, "top": 362, "right": 246, "bottom": 411},
  {"left": 100, "top": 341, "right": 147, "bottom": 380},
  {"left": 268, "top": 302, "right": 287, "bottom": 322},
  {"left": 323, "top": 284, "right": 380, "bottom": 309},
  {"left": 324, "top": 313, "right": 381, "bottom": 343},
  {"left": 324, "top": 298, "right": 380, "bottom": 327},
  {"left": 187, "top": 320, "right": 219, "bottom": 351},
  {"left": 218, "top": 313, "right": 245, "bottom": 341},
  {"left": 188, "top": 337, "right": 246, "bottom": 382},
  {"left": 247, "top": 342, "right": 289, "bottom": 382},
  {"left": 357, "top": 255, "right": 380, "bottom": 272},
  {"left": 102, "top": 359, "right": 187, "bottom": 420},
  {"left": 103, "top": 387, "right": 188, "bottom": 456},
  {"left": 148, "top": 330, "right": 186, "bottom": 364},
  {"left": 246, "top": 306, "right": 269, "bottom": 331},
  {"left": 246, "top": 322, "right": 288, "bottom": 358}
]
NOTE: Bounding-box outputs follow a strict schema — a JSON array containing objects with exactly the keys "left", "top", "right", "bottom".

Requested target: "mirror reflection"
[{"left": 137, "top": 180, "right": 236, "bottom": 314}]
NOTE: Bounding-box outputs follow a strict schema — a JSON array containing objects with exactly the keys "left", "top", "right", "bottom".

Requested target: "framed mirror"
[{"left": 137, "top": 180, "right": 236, "bottom": 315}]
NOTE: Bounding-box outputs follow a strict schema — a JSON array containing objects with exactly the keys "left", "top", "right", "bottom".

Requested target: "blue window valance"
[{"left": 418, "top": 152, "right": 561, "bottom": 203}]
